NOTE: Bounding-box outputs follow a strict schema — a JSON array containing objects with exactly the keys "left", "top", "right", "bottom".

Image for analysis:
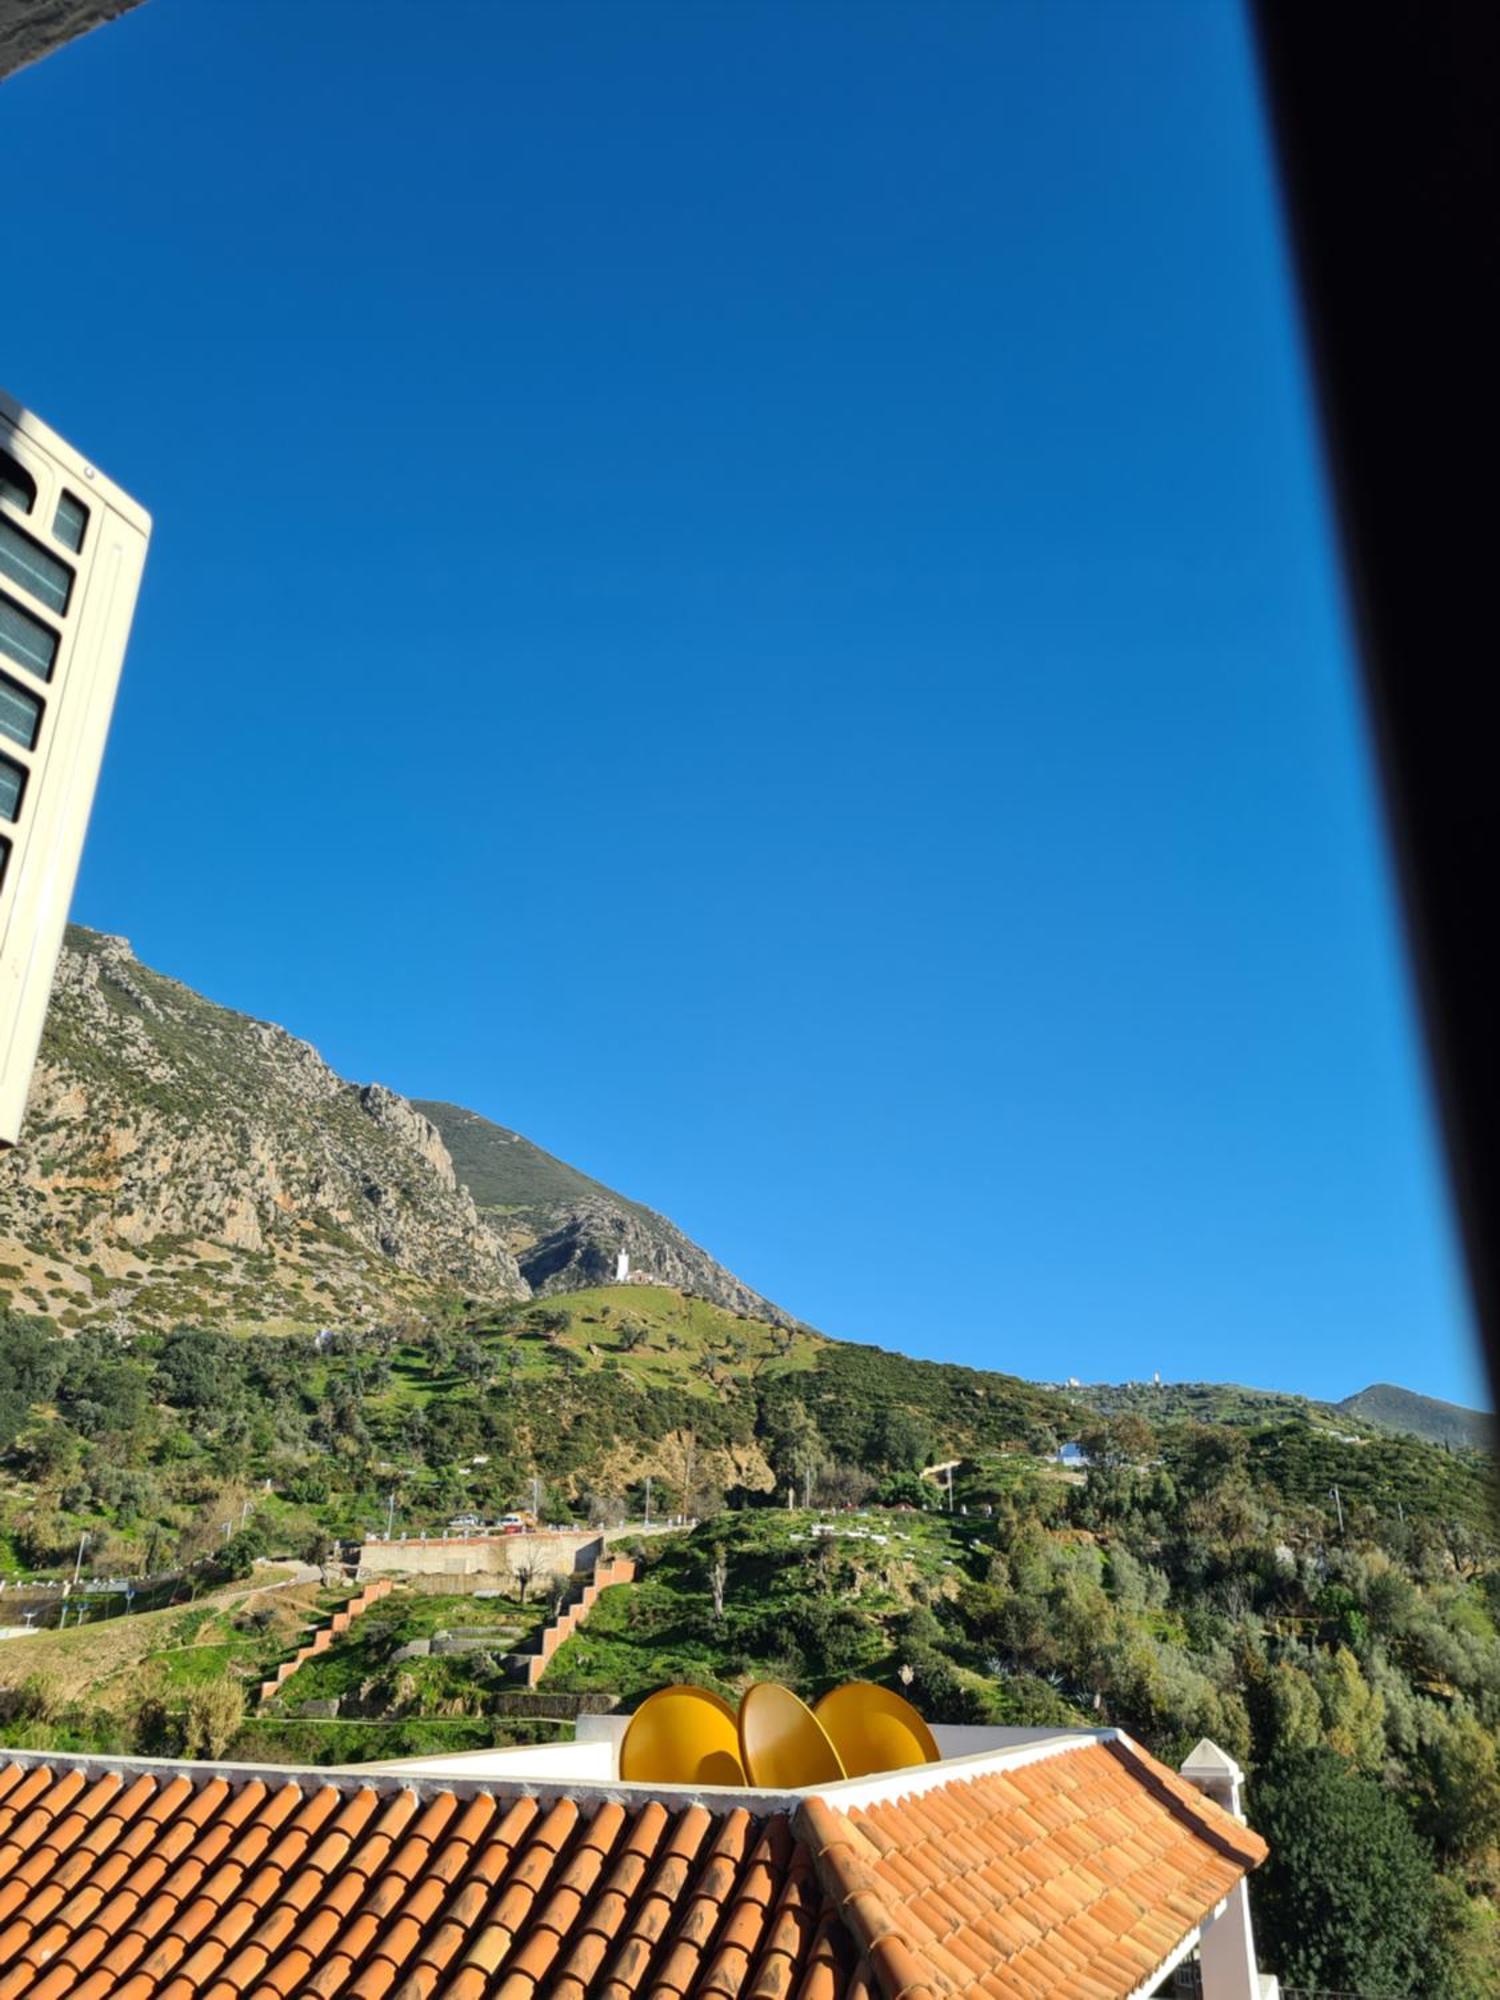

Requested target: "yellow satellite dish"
[
  {"left": 737, "top": 1681, "right": 847, "bottom": 1789},
  {"left": 618, "top": 1684, "right": 746, "bottom": 1786},
  {"left": 813, "top": 1681, "right": 941, "bottom": 1777}
]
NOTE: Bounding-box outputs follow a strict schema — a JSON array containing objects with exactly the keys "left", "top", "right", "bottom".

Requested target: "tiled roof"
[
  {"left": 0, "top": 1733, "right": 1264, "bottom": 2000},
  {"left": 796, "top": 1738, "right": 1266, "bottom": 2000}
]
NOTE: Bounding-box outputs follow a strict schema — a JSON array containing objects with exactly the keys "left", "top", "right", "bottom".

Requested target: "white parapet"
[{"left": 1180, "top": 1739, "right": 1273, "bottom": 2000}]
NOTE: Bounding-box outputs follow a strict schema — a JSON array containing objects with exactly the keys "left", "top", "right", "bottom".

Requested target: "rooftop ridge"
[
  {"left": 0, "top": 1730, "right": 1109, "bottom": 1818},
  {"left": 1100, "top": 1735, "right": 1268, "bottom": 1872},
  {"left": 0, "top": 1748, "right": 812, "bottom": 1818}
]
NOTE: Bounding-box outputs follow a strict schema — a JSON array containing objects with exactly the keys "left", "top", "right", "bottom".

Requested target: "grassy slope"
[
  {"left": 0, "top": 1573, "right": 326, "bottom": 1708},
  {"left": 413, "top": 1102, "right": 650, "bottom": 1220},
  {"left": 467, "top": 1284, "right": 824, "bottom": 1391},
  {"left": 0, "top": 1578, "right": 568, "bottom": 1768}
]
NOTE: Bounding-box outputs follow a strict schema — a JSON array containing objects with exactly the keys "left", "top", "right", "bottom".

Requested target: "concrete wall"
[
  {"left": 930, "top": 1724, "right": 1082, "bottom": 1756},
  {"left": 372, "top": 1735, "right": 620, "bottom": 1783},
  {"left": 358, "top": 1533, "right": 602, "bottom": 1582}
]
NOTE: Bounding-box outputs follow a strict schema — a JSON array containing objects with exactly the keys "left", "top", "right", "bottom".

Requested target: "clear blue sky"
[{"left": 5, "top": 0, "right": 1486, "bottom": 1407}]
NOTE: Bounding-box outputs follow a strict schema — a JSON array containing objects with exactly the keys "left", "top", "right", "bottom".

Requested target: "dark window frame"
[
  {"left": 0, "top": 750, "right": 29, "bottom": 826},
  {"left": 54, "top": 491, "right": 89, "bottom": 554},
  {"left": 0, "top": 512, "right": 75, "bottom": 618},
  {"left": 0, "top": 589, "right": 60, "bottom": 683},
  {"left": 0, "top": 671, "right": 44, "bottom": 753},
  {"left": 0, "top": 449, "right": 37, "bottom": 518}
]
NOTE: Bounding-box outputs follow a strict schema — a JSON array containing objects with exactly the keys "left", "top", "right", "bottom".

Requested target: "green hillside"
[
  {"left": 1339, "top": 1382, "right": 1496, "bottom": 1453},
  {"left": 468, "top": 1283, "right": 822, "bottom": 1387},
  {"left": 2, "top": 1283, "right": 1496, "bottom": 1995},
  {"left": 1072, "top": 1378, "right": 1357, "bottom": 1429},
  {"left": 2, "top": 1282, "right": 1490, "bottom": 1564}
]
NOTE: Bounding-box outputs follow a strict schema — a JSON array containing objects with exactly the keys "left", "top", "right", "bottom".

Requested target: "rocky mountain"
[
  {"left": 0, "top": 928, "right": 789, "bottom": 1334},
  {"left": 414, "top": 1101, "right": 794, "bottom": 1327},
  {"left": 1337, "top": 1381, "right": 1495, "bottom": 1452},
  {"left": 0, "top": 929, "right": 525, "bottom": 1330}
]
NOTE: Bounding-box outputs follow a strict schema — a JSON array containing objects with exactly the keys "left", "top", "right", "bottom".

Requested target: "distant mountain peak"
[{"left": 1337, "top": 1382, "right": 1494, "bottom": 1452}]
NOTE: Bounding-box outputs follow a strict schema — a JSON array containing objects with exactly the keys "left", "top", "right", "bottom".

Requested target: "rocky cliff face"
[
  {"left": 0, "top": 929, "right": 792, "bottom": 1335},
  {"left": 517, "top": 1199, "right": 793, "bottom": 1324},
  {"left": 0, "top": 929, "right": 525, "bottom": 1330},
  {"left": 0, "top": 0, "right": 145, "bottom": 84},
  {"left": 414, "top": 1100, "right": 796, "bottom": 1328}
]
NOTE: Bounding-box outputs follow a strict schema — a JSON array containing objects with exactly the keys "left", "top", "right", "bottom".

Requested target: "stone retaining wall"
[{"left": 357, "top": 1533, "right": 602, "bottom": 1583}]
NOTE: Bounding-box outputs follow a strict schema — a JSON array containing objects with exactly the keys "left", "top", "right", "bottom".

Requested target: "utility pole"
[
  {"left": 644, "top": 1476, "right": 652, "bottom": 1528},
  {"left": 531, "top": 1474, "right": 541, "bottom": 1523},
  {"left": 1330, "top": 1485, "right": 1344, "bottom": 1533},
  {"left": 72, "top": 1531, "right": 88, "bottom": 1588},
  {"left": 386, "top": 1490, "right": 396, "bottom": 1539},
  {"left": 947, "top": 1464, "right": 955, "bottom": 1512}
]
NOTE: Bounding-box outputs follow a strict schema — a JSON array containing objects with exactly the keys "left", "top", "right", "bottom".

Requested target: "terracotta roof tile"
[{"left": 0, "top": 1729, "right": 1262, "bottom": 2000}]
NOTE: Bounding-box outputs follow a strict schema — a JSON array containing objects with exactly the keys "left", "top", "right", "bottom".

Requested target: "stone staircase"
[
  {"left": 514, "top": 1555, "right": 636, "bottom": 1688},
  {"left": 256, "top": 1574, "right": 394, "bottom": 1705}
]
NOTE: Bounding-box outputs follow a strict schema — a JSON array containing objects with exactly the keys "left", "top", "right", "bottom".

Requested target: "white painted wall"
[
  {"left": 1179, "top": 1742, "right": 1277, "bottom": 2000},
  {"left": 372, "top": 1735, "right": 618, "bottom": 1782}
]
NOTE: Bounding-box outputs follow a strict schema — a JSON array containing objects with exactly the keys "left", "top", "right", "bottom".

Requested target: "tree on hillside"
[
  {"left": 9, "top": 1422, "right": 82, "bottom": 1488},
  {"left": 451, "top": 1338, "right": 493, "bottom": 1387},
  {"left": 1079, "top": 1414, "right": 1157, "bottom": 1471},
  {"left": 1313, "top": 1644, "right": 1386, "bottom": 1770},
  {"left": 1413, "top": 1705, "right": 1500, "bottom": 1871},
  {"left": 1250, "top": 1748, "right": 1451, "bottom": 1997},
  {"left": 877, "top": 1470, "right": 930, "bottom": 1509},
  {"left": 768, "top": 1404, "right": 829, "bottom": 1508},
  {"left": 203, "top": 1523, "right": 266, "bottom": 1586},
  {"left": 510, "top": 1539, "right": 544, "bottom": 1605},
  {"left": 531, "top": 1307, "right": 572, "bottom": 1346},
  {"left": 1176, "top": 1424, "right": 1250, "bottom": 1495},
  {"left": 870, "top": 1406, "right": 932, "bottom": 1473},
  {"left": 0, "top": 1311, "right": 62, "bottom": 1450}
]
